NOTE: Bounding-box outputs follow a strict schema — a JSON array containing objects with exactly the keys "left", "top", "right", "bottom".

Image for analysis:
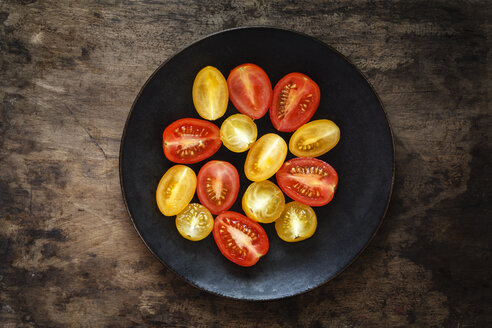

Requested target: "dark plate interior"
[{"left": 120, "top": 27, "right": 394, "bottom": 300}]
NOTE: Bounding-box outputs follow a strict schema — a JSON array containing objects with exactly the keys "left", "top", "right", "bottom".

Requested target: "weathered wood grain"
[{"left": 1, "top": 0, "right": 491, "bottom": 327}]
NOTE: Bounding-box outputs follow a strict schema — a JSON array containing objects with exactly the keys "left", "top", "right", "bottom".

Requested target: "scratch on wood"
[{"left": 65, "top": 105, "right": 108, "bottom": 159}]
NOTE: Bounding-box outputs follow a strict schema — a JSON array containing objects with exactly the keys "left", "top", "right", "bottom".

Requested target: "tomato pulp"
[
  {"left": 162, "top": 118, "right": 221, "bottom": 164},
  {"left": 197, "top": 160, "right": 240, "bottom": 215},
  {"left": 213, "top": 211, "right": 269, "bottom": 267},
  {"left": 276, "top": 157, "right": 338, "bottom": 206},
  {"left": 227, "top": 63, "right": 273, "bottom": 119},
  {"left": 270, "top": 73, "right": 321, "bottom": 132}
]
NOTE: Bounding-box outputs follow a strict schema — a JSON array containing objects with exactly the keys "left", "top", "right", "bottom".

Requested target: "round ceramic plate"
[{"left": 120, "top": 27, "right": 394, "bottom": 300}]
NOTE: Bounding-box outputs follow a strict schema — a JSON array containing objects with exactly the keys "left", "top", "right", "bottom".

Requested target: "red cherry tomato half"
[
  {"left": 270, "top": 73, "right": 321, "bottom": 132},
  {"left": 213, "top": 211, "right": 269, "bottom": 267},
  {"left": 276, "top": 157, "right": 338, "bottom": 206},
  {"left": 197, "top": 160, "right": 240, "bottom": 215},
  {"left": 227, "top": 63, "right": 273, "bottom": 119},
  {"left": 162, "top": 118, "right": 221, "bottom": 164}
]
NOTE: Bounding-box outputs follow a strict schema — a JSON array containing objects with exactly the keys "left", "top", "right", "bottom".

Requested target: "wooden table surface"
[{"left": 1, "top": 1, "right": 491, "bottom": 327}]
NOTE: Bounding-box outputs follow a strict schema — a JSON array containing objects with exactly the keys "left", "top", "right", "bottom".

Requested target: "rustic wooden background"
[{"left": 1, "top": 0, "right": 491, "bottom": 327}]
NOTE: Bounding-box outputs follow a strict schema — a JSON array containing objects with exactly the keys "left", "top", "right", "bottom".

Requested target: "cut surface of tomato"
[
  {"left": 227, "top": 63, "right": 272, "bottom": 119},
  {"left": 192, "top": 66, "right": 229, "bottom": 120},
  {"left": 270, "top": 72, "right": 321, "bottom": 132},
  {"left": 197, "top": 160, "right": 240, "bottom": 215},
  {"left": 289, "top": 119, "right": 340, "bottom": 157},
  {"left": 275, "top": 201, "right": 317, "bottom": 242},
  {"left": 220, "top": 114, "right": 257, "bottom": 153},
  {"left": 213, "top": 211, "right": 269, "bottom": 267},
  {"left": 163, "top": 118, "right": 221, "bottom": 164},
  {"left": 242, "top": 180, "right": 285, "bottom": 223},
  {"left": 175, "top": 203, "right": 214, "bottom": 241},
  {"left": 156, "top": 165, "right": 197, "bottom": 216},
  {"left": 244, "top": 133, "right": 287, "bottom": 181},
  {"left": 276, "top": 157, "right": 338, "bottom": 206}
]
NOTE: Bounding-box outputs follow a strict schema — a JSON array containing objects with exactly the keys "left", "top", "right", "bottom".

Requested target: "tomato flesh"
[
  {"left": 192, "top": 66, "right": 228, "bottom": 121},
  {"left": 220, "top": 114, "right": 257, "bottom": 153},
  {"left": 275, "top": 201, "right": 317, "bottom": 242},
  {"left": 276, "top": 157, "right": 338, "bottom": 206},
  {"left": 270, "top": 73, "right": 321, "bottom": 132},
  {"left": 197, "top": 160, "right": 240, "bottom": 215},
  {"left": 175, "top": 203, "right": 214, "bottom": 241},
  {"left": 163, "top": 118, "right": 221, "bottom": 164},
  {"left": 213, "top": 211, "right": 269, "bottom": 267},
  {"left": 242, "top": 180, "right": 285, "bottom": 224},
  {"left": 244, "top": 133, "right": 287, "bottom": 181},
  {"left": 156, "top": 165, "right": 197, "bottom": 216},
  {"left": 227, "top": 63, "right": 273, "bottom": 119},
  {"left": 289, "top": 119, "right": 340, "bottom": 157}
]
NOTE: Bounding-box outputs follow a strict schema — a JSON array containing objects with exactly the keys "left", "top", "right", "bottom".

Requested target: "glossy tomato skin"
[
  {"left": 227, "top": 63, "right": 273, "bottom": 119},
  {"left": 197, "top": 160, "right": 240, "bottom": 215},
  {"left": 163, "top": 118, "right": 221, "bottom": 164},
  {"left": 276, "top": 157, "right": 338, "bottom": 206},
  {"left": 270, "top": 73, "right": 321, "bottom": 132},
  {"left": 213, "top": 211, "right": 269, "bottom": 267},
  {"left": 156, "top": 165, "right": 197, "bottom": 216}
]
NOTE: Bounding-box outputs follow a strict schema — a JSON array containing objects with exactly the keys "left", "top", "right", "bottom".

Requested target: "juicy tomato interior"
[
  {"left": 156, "top": 165, "right": 197, "bottom": 216},
  {"left": 227, "top": 63, "right": 273, "bottom": 119},
  {"left": 244, "top": 133, "right": 288, "bottom": 181},
  {"left": 276, "top": 157, "right": 338, "bottom": 206},
  {"left": 270, "top": 73, "right": 321, "bottom": 132},
  {"left": 197, "top": 160, "right": 240, "bottom": 215},
  {"left": 289, "top": 119, "right": 340, "bottom": 157},
  {"left": 175, "top": 203, "right": 214, "bottom": 241},
  {"left": 213, "top": 211, "right": 269, "bottom": 267},
  {"left": 193, "top": 66, "right": 229, "bottom": 121},
  {"left": 163, "top": 118, "right": 221, "bottom": 164},
  {"left": 220, "top": 114, "right": 258, "bottom": 153},
  {"left": 275, "top": 201, "right": 317, "bottom": 242},
  {"left": 242, "top": 180, "right": 285, "bottom": 224}
]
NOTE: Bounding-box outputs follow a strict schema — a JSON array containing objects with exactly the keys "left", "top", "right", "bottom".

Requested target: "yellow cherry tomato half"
[
  {"left": 289, "top": 119, "right": 340, "bottom": 157},
  {"left": 175, "top": 203, "right": 214, "bottom": 241},
  {"left": 242, "top": 180, "right": 285, "bottom": 223},
  {"left": 275, "top": 201, "right": 317, "bottom": 242},
  {"left": 220, "top": 114, "right": 258, "bottom": 153},
  {"left": 244, "top": 133, "right": 287, "bottom": 181},
  {"left": 192, "top": 66, "right": 229, "bottom": 121},
  {"left": 156, "top": 165, "right": 196, "bottom": 216}
]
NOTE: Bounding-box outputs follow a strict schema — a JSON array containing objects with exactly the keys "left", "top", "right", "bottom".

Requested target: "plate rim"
[{"left": 119, "top": 26, "right": 395, "bottom": 301}]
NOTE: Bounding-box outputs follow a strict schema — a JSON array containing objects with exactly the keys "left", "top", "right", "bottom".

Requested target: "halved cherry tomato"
[
  {"left": 227, "top": 63, "right": 272, "bottom": 119},
  {"left": 270, "top": 73, "right": 321, "bottom": 132},
  {"left": 275, "top": 201, "right": 317, "bottom": 242},
  {"left": 242, "top": 180, "right": 285, "bottom": 224},
  {"left": 220, "top": 114, "right": 257, "bottom": 153},
  {"left": 276, "top": 157, "right": 338, "bottom": 206},
  {"left": 197, "top": 160, "right": 240, "bottom": 215},
  {"left": 156, "top": 165, "right": 196, "bottom": 216},
  {"left": 176, "top": 203, "right": 214, "bottom": 241},
  {"left": 213, "top": 211, "right": 269, "bottom": 267},
  {"left": 244, "top": 133, "right": 287, "bottom": 181},
  {"left": 162, "top": 118, "right": 221, "bottom": 164},
  {"left": 192, "top": 66, "right": 228, "bottom": 121},
  {"left": 289, "top": 119, "right": 340, "bottom": 157}
]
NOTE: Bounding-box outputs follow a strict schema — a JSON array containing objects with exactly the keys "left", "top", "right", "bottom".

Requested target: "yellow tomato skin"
[
  {"left": 220, "top": 114, "right": 258, "bottom": 153},
  {"left": 275, "top": 201, "right": 317, "bottom": 242},
  {"left": 192, "top": 66, "right": 229, "bottom": 121},
  {"left": 242, "top": 180, "right": 285, "bottom": 223},
  {"left": 156, "top": 165, "right": 197, "bottom": 216},
  {"left": 175, "top": 203, "right": 214, "bottom": 241},
  {"left": 289, "top": 119, "right": 340, "bottom": 157},
  {"left": 244, "top": 133, "right": 287, "bottom": 181}
]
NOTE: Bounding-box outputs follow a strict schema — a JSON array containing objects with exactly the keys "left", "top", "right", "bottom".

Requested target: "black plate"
[{"left": 120, "top": 27, "right": 394, "bottom": 300}]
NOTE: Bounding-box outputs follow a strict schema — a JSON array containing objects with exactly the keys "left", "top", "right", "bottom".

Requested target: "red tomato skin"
[
  {"left": 227, "top": 63, "right": 273, "bottom": 119},
  {"left": 276, "top": 157, "right": 338, "bottom": 206},
  {"left": 197, "top": 161, "right": 240, "bottom": 215},
  {"left": 270, "top": 73, "right": 321, "bottom": 132},
  {"left": 213, "top": 211, "right": 269, "bottom": 267},
  {"left": 162, "top": 118, "right": 221, "bottom": 164}
]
